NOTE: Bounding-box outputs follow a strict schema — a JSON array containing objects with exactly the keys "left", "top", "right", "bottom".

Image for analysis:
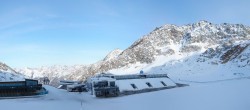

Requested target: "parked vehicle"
[{"left": 67, "top": 84, "right": 87, "bottom": 92}]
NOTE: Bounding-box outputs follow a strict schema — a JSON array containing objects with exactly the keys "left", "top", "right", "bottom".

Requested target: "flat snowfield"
[{"left": 1, "top": 78, "right": 250, "bottom": 110}]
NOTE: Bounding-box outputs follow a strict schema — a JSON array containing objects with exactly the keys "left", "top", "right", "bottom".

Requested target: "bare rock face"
[
  {"left": 16, "top": 21, "right": 250, "bottom": 86},
  {"left": 220, "top": 44, "right": 249, "bottom": 64}
]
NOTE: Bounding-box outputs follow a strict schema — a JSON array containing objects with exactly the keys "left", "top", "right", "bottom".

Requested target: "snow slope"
[
  {"left": 0, "top": 62, "right": 24, "bottom": 81},
  {"left": 0, "top": 76, "right": 249, "bottom": 110}
]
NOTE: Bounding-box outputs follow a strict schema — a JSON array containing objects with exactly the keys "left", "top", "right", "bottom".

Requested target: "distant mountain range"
[
  {"left": 0, "top": 62, "right": 24, "bottom": 81},
  {"left": 13, "top": 20, "right": 250, "bottom": 85}
]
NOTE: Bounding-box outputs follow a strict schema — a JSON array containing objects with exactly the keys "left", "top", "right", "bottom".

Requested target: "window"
[
  {"left": 131, "top": 84, "right": 137, "bottom": 89},
  {"left": 140, "top": 75, "right": 146, "bottom": 79},
  {"left": 161, "top": 81, "right": 167, "bottom": 86},
  {"left": 110, "top": 81, "right": 115, "bottom": 87},
  {"left": 146, "top": 82, "right": 152, "bottom": 87}
]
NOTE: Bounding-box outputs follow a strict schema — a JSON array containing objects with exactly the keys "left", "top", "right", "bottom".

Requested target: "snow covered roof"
[{"left": 117, "top": 77, "right": 176, "bottom": 92}]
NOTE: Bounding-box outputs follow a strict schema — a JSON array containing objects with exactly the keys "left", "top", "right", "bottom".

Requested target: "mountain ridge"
[
  {"left": 16, "top": 21, "right": 250, "bottom": 86},
  {"left": 0, "top": 62, "right": 24, "bottom": 81}
]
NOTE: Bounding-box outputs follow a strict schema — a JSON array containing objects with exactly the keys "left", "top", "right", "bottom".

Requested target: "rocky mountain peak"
[
  {"left": 0, "top": 62, "right": 24, "bottom": 81},
  {"left": 0, "top": 62, "right": 17, "bottom": 73},
  {"left": 103, "top": 49, "right": 123, "bottom": 61},
  {"left": 193, "top": 20, "right": 212, "bottom": 27}
]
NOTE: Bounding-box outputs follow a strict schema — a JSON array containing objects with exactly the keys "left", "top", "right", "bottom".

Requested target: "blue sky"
[{"left": 0, "top": 0, "right": 250, "bottom": 68}]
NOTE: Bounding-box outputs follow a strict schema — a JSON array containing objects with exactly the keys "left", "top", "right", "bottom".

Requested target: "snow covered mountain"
[
  {"left": 15, "top": 65, "right": 87, "bottom": 86},
  {"left": 103, "top": 49, "right": 123, "bottom": 61},
  {"left": 0, "top": 62, "right": 24, "bottom": 81},
  {"left": 16, "top": 21, "right": 250, "bottom": 85},
  {"left": 109, "top": 21, "right": 250, "bottom": 76}
]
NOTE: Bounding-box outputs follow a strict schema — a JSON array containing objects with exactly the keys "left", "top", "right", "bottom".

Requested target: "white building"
[{"left": 87, "top": 73, "right": 177, "bottom": 97}]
